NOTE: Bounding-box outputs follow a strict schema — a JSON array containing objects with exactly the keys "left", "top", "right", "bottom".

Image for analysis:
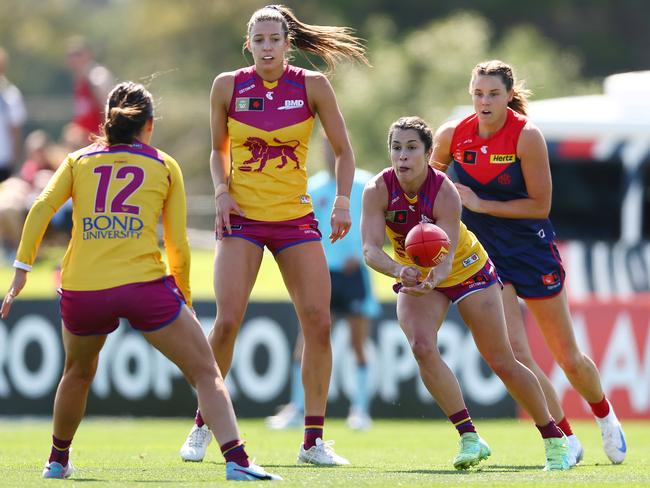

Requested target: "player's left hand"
[
  {"left": 330, "top": 207, "right": 351, "bottom": 243},
  {"left": 454, "top": 183, "right": 483, "bottom": 213},
  {"left": 1, "top": 269, "right": 27, "bottom": 319},
  {"left": 400, "top": 279, "right": 435, "bottom": 297}
]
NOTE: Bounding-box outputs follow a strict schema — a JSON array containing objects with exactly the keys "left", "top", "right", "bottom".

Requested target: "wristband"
[
  {"left": 13, "top": 260, "right": 32, "bottom": 272},
  {"left": 333, "top": 195, "right": 350, "bottom": 210}
]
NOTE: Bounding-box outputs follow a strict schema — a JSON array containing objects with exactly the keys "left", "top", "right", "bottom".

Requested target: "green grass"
[
  {"left": 1, "top": 418, "right": 649, "bottom": 487},
  {"left": 0, "top": 246, "right": 397, "bottom": 302}
]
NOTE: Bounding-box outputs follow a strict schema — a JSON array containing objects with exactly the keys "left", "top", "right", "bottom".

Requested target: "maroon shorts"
[
  {"left": 393, "top": 260, "right": 500, "bottom": 304},
  {"left": 436, "top": 260, "right": 500, "bottom": 303},
  {"left": 220, "top": 212, "right": 322, "bottom": 255},
  {"left": 59, "top": 276, "right": 186, "bottom": 336}
]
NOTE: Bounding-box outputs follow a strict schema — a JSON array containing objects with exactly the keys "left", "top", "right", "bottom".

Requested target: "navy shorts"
[
  {"left": 490, "top": 240, "right": 566, "bottom": 299},
  {"left": 330, "top": 267, "right": 368, "bottom": 316}
]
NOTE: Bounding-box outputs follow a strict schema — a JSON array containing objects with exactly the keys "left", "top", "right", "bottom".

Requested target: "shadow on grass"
[{"left": 389, "top": 464, "right": 542, "bottom": 474}]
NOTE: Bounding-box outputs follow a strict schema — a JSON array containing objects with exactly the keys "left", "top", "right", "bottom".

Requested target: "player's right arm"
[
  {"left": 360, "top": 175, "right": 420, "bottom": 287},
  {"left": 209, "top": 72, "right": 244, "bottom": 240},
  {"left": 2, "top": 157, "right": 74, "bottom": 318},
  {"left": 430, "top": 121, "right": 456, "bottom": 172},
  {"left": 162, "top": 157, "right": 192, "bottom": 307}
]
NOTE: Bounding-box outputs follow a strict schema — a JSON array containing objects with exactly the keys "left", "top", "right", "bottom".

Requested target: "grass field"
[
  {"left": 0, "top": 246, "right": 397, "bottom": 302},
  {"left": 1, "top": 418, "right": 649, "bottom": 487}
]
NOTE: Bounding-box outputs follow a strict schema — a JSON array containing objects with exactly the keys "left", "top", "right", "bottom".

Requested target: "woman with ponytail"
[
  {"left": 2, "top": 81, "right": 280, "bottom": 481},
  {"left": 431, "top": 60, "right": 627, "bottom": 467},
  {"left": 179, "top": 5, "right": 368, "bottom": 466}
]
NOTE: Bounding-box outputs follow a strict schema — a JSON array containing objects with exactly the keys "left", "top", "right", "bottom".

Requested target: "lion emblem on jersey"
[{"left": 240, "top": 137, "right": 301, "bottom": 172}]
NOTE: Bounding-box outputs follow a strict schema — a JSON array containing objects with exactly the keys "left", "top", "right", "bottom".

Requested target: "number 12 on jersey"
[{"left": 93, "top": 165, "right": 144, "bottom": 215}]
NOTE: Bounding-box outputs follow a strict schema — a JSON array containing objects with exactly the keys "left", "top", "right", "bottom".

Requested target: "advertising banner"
[
  {"left": 525, "top": 297, "right": 650, "bottom": 419},
  {"left": 0, "top": 300, "right": 515, "bottom": 418}
]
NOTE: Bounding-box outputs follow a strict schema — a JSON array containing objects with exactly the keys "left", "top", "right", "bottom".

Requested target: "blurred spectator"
[
  {"left": 0, "top": 130, "right": 55, "bottom": 261},
  {"left": 20, "top": 130, "right": 55, "bottom": 185},
  {"left": 65, "top": 36, "right": 114, "bottom": 141},
  {"left": 0, "top": 47, "right": 27, "bottom": 182}
]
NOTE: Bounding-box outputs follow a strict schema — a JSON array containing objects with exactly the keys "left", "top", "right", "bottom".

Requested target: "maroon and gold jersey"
[
  {"left": 16, "top": 142, "right": 192, "bottom": 304},
  {"left": 227, "top": 64, "right": 315, "bottom": 221},
  {"left": 382, "top": 166, "right": 487, "bottom": 287}
]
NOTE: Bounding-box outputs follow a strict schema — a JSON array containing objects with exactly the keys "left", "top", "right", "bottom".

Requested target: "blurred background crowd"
[{"left": 1, "top": 0, "right": 649, "bottom": 251}]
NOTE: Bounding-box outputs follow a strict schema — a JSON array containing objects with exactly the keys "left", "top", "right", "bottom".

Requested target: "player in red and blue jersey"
[
  {"left": 432, "top": 60, "right": 627, "bottom": 466},
  {"left": 1, "top": 82, "right": 279, "bottom": 481},
  {"left": 362, "top": 116, "right": 570, "bottom": 471},
  {"left": 179, "top": 5, "right": 368, "bottom": 467}
]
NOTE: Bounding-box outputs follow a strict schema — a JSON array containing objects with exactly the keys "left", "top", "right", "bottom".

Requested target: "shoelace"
[
  {"left": 318, "top": 440, "right": 337, "bottom": 455},
  {"left": 189, "top": 428, "right": 210, "bottom": 448}
]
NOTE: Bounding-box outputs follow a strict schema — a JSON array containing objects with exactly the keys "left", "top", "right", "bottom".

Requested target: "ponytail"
[
  {"left": 93, "top": 82, "right": 154, "bottom": 146},
  {"left": 246, "top": 5, "right": 369, "bottom": 72}
]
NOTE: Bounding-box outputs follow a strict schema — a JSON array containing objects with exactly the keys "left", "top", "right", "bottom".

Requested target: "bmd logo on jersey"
[
  {"left": 490, "top": 154, "right": 516, "bottom": 164},
  {"left": 235, "top": 97, "right": 264, "bottom": 112},
  {"left": 277, "top": 99, "right": 305, "bottom": 111}
]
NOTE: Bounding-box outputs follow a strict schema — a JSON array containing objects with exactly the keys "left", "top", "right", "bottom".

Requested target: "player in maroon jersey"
[
  {"left": 362, "top": 116, "right": 570, "bottom": 471},
  {"left": 180, "top": 5, "right": 369, "bottom": 466}
]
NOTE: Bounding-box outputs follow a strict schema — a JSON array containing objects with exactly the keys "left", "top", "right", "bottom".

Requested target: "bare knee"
[
  {"left": 556, "top": 350, "right": 585, "bottom": 378},
  {"left": 510, "top": 345, "right": 535, "bottom": 369},
  {"left": 410, "top": 339, "right": 439, "bottom": 365},
  {"left": 301, "top": 306, "right": 331, "bottom": 350},
  {"left": 184, "top": 357, "right": 220, "bottom": 389},
  {"left": 211, "top": 314, "right": 242, "bottom": 345},
  {"left": 63, "top": 361, "right": 98, "bottom": 386},
  {"left": 484, "top": 355, "right": 516, "bottom": 381}
]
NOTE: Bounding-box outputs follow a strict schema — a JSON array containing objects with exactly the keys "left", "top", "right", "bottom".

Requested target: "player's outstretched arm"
[{"left": 361, "top": 176, "right": 420, "bottom": 287}]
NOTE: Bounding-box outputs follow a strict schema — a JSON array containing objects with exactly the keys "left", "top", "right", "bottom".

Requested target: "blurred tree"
[
  {"left": 333, "top": 12, "right": 597, "bottom": 174},
  {"left": 0, "top": 0, "right": 617, "bottom": 206}
]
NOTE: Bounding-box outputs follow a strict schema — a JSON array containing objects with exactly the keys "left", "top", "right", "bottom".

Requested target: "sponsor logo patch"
[
  {"left": 299, "top": 194, "right": 311, "bottom": 204},
  {"left": 497, "top": 173, "right": 511, "bottom": 185},
  {"left": 277, "top": 99, "right": 305, "bottom": 111},
  {"left": 235, "top": 97, "right": 264, "bottom": 111},
  {"left": 542, "top": 271, "right": 560, "bottom": 287},
  {"left": 490, "top": 153, "right": 516, "bottom": 164},
  {"left": 462, "top": 253, "right": 479, "bottom": 268},
  {"left": 463, "top": 150, "right": 477, "bottom": 165},
  {"left": 238, "top": 84, "right": 256, "bottom": 94},
  {"left": 385, "top": 210, "right": 408, "bottom": 224}
]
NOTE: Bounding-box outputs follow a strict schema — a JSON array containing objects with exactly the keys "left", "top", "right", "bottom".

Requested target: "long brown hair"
[
  {"left": 93, "top": 82, "right": 153, "bottom": 146},
  {"left": 245, "top": 4, "right": 369, "bottom": 72},
  {"left": 470, "top": 60, "right": 531, "bottom": 115}
]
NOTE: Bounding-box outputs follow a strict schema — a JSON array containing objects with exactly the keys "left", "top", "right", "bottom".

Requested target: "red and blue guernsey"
[
  {"left": 450, "top": 108, "right": 564, "bottom": 296},
  {"left": 227, "top": 65, "right": 315, "bottom": 222},
  {"left": 382, "top": 166, "right": 487, "bottom": 287}
]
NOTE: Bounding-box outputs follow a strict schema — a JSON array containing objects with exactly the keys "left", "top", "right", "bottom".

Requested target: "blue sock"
[
  {"left": 354, "top": 364, "right": 370, "bottom": 414},
  {"left": 290, "top": 361, "right": 304, "bottom": 412}
]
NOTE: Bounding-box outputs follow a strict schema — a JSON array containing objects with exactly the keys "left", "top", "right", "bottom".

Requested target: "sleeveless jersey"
[
  {"left": 16, "top": 142, "right": 192, "bottom": 303},
  {"left": 450, "top": 108, "right": 558, "bottom": 256},
  {"left": 382, "top": 166, "right": 488, "bottom": 287},
  {"left": 227, "top": 65, "right": 315, "bottom": 221}
]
